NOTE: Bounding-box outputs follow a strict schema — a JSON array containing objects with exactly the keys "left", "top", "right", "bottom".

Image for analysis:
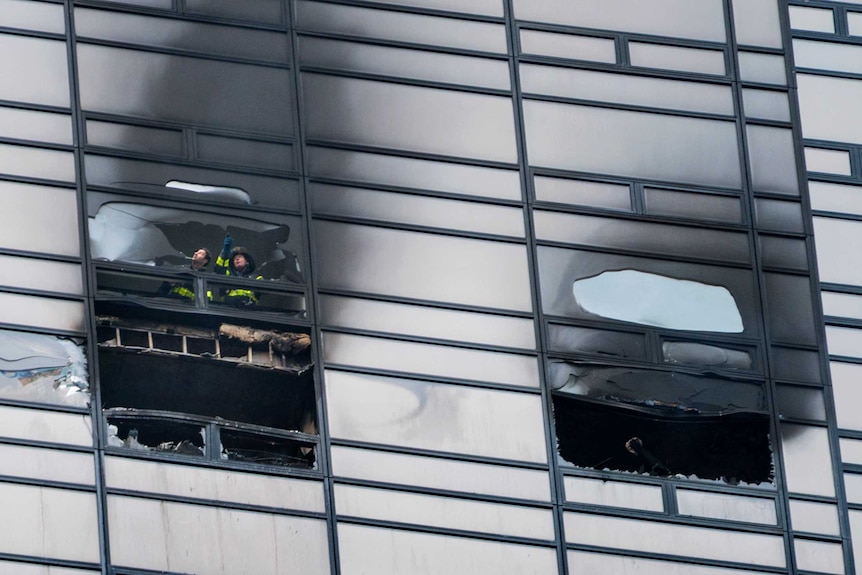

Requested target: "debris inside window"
[
  {"left": 0, "top": 329, "right": 88, "bottom": 407},
  {"left": 550, "top": 361, "right": 771, "bottom": 484},
  {"left": 97, "top": 316, "right": 317, "bottom": 469},
  {"left": 662, "top": 341, "right": 752, "bottom": 370},
  {"left": 573, "top": 270, "right": 744, "bottom": 333}
]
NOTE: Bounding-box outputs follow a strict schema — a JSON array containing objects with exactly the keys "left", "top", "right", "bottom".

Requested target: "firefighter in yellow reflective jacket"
[
  {"left": 160, "top": 247, "right": 211, "bottom": 301},
  {"left": 216, "top": 234, "right": 262, "bottom": 306}
]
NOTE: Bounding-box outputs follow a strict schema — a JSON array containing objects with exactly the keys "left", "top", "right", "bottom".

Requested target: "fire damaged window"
[
  {"left": 88, "top": 192, "right": 304, "bottom": 284},
  {"left": 573, "top": 270, "right": 744, "bottom": 333},
  {"left": 97, "top": 316, "right": 317, "bottom": 469},
  {"left": 0, "top": 329, "right": 89, "bottom": 407},
  {"left": 549, "top": 361, "right": 772, "bottom": 484}
]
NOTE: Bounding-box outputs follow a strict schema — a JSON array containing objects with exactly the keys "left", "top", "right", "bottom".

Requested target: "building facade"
[{"left": 0, "top": 0, "right": 858, "bottom": 574}]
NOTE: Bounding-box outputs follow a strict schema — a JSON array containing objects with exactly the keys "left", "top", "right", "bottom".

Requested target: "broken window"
[
  {"left": 0, "top": 329, "right": 88, "bottom": 407},
  {"left": 97, "top": 315, "right": 317, "bottom": 469},
  {"left": 88, "top": 192, "right": 304, "bottom": 284},
  {"left": 549, "top": 360, "right": 772, "bottom": 484},
  {"left": 572, "top": 270, "right": 744, "bottom": 333}
]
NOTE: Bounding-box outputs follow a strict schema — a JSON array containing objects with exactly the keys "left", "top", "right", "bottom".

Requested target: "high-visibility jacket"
[{"left": 216, "top": 255, "right": 262, "bottom": 305}]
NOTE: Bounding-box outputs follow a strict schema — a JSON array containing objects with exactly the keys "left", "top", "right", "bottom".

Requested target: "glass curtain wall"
[{"left": 0, "top": 0, "right": 853, "bottom": 574}]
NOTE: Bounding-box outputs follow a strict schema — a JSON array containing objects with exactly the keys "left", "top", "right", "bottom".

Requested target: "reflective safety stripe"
[
  {"left": 224, "top": 288, "right": 258, "bottom": 303},
  {"left": 169, "top": 285, "right": 195, "bottom": 300}
]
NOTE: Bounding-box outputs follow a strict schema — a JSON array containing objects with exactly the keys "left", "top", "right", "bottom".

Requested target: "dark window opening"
[
  {"left": 550, "top": 361, "right": 772, "bottom": 484},
  {"left": 97, "top": 315, "right": 317, "bottom": 469},
  {"left": 553, "top": 395, "right": 772, "bottom": 484}
]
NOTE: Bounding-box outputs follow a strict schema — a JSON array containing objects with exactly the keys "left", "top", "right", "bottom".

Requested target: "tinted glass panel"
[
  {"left": 323, "top": 332, "right": 539, "bottom": 388},
  {"left": 519, "top": 64, "right": 733, "bottom": 115},
  {"left": 108, "top": 496, "right": 330, "bottom": 575},
  {"left": 830, "top": 362, "right": 862, "bottom": 431},
  {"left": 629, "top": 42, "right": 725, "bottom": 76},
  {"left": 184, "top": 0, "right": 285, "bottom": 24},
  {"left": 776, "top": 384, "right": 826, "bottom": 421},
  {"left": 325, "top": 370, "right": 547, "bottom": 463},
  {"left": 814, "top": 217, "right": 862, "bottom": 285},
  {"left": 810, "top": 181, "right": 862, "bottom": 216},
  {"left": 0, "top": 106, "right": 71, "bottom": 145},
  {"left": 519, "top": 30, "right": 616, "bottom": 64},
  {"left": 0, "top": 142, "right": 75, "bottom": 182},
  {"left": 732, "top": 0, "right": 782, "bottom": 48},
  {"left": 1, "top": 0, "right": 65, "bottom": 33},
  {"left": 295, "top": 0, "right": 507, "bottom": 53},
  {"left": 747, "top": 126, "right": 799, "bottom": 196},
  {"left": 534, "top": 176, "right": 631, "bottom": 211},
  {"left": 0, "top": 255, "right": 82, "bottom": 295},
  {"left": 548, "top": 324, "right": 647, "bottom": 360},
  {"left": 299, "top": 36, "right": 510, "bottom": 90},
  {"left": 794, "top": 39, "right": 862, "bottom": 76},
  {"left": 563, "top": 476, "right": 663, "bottom": 512},
  {"left": 307, "top": 146, "right": 522, "bottom": 201},
  {"left": 764, "top": 274, "right": 816, "bottom": 345},
  {"left": 760, "top": 236, "right": 809, "bottom": 271},
  {"left": 676, "top": 490, "right": 777, "bottom": 524},
  {"left": 743, "top": 89, "right": 790, "bottom": 122},
  {"left": 0, "top": 33, "right": 69, "bottom": 106},
  {"left": 524, "top": 101, "right": 741, "bottom": 189},
  {"left": 738, "top": 52, "right": 786, "bottom": 85},
  {"left": 77, "top": 44, "right": 294, "bottom": 136},
  {"left": 644, "top": 188, "right": 742, "bottom": 224},
  {"left": 791, "top": 6, "right": 836, "bottom": 33},
  {"left": 314, "top": 220, "right": 532, "bottom": 311},
  {"left": 512, "top": 0, "right": 726, "bottom": 42},
  {"left": 755, "top": 199, "right": 804, "bottom": 233},
  {"left": 310, "top": 183, "right": 525, "bottom": 237},
  {"left": 334, "top": 484, "right": 555, "bottom": 540},
  {"left": 568, "top": 550, "right": 779, "bottom": 575},
  {"left": 790, "top": 499, "right": 841, "bottom": 536},
  {"left": 0, "top": 293, "right": 85, "bottom": 333},
  {"left": 302, "top": 73, "right": 517, "bottom": 163}
]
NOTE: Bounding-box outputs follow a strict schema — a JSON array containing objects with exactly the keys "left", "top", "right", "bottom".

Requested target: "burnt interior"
[{"left": 553, "top": 394, "right": 772, "bottom": 484}]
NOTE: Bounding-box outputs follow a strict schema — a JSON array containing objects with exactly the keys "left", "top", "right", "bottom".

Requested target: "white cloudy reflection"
[{"left": 573, "top": 270, "right": 743, "bottom": 333}]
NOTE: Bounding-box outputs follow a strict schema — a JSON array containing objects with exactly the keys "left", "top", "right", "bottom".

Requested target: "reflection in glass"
[
  {"left": 738, "top": 52, "right": 786, "bottom": 85},
  {"left": 572, "top": 270, "right": 743, "bottom": 332},
  {"left": 798, "top": 74, "right": 862, "bottom": 144},
  {"left": 299, "top": 36, "right": 510, "bottom": 90},
  {"left": 644, "top": 188, "right": 742, "bottom": 224},
  {"left": 764, "top": 273, "right": 817, "bottom": 345},
  {"left": 307, "top": 146, "right": 521, "bottom": 201},
  {"left": 104, "top": 456, "right": 325, "bottom": 511},
  {"left": 338, "top": 523, "right": 557, "bottom": 575},
  {"left": 790, "top": 499, "right": 841, "bottom": 536},
  {"left": 747, "top": 125, "right": 799, "bottom": 196},
  {"left": 755, "top": 198, "right": 804, "bottom": 233},
  {"left": 534, "top": 176, "right": 631, "bottom": 211},
  {"left": 302, "top": 73, "right": 517, "bottom": 163},
  {"left": 771, "top": 347, "right": 822, "bottom": 384},
  {"left": 760, "top": 236, "right": 809, "bottom": 271},
  {"left": 0, "top": 330, "right": 88, "bottom": 407},
  {"left": 775, "top": 384, "right": 826, "bottom": 421},
  {"left": 0, "top": 106, "right": 72, "bottom": 145},
  {"left": 0, "top": 33, "right": 70, "bottom": 106},
  {"left": 548, "top": 324, "right": 646, "bottom": 360}
]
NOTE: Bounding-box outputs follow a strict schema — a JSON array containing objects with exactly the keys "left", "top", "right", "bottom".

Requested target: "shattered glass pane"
[
  {"left": 547, "top": 361, "right": 765, "bottom": 415},
  {"left": 553, "top": 395, "right": 772, "bottom": 484},
  {"left": 573, "top": 270, "right": 744, "bottom": 333},
  {"left": 88, "top": 194, "right": 304, "bottom": 284},
  {"left": 106, "top": 413, "right": 205, "bottom": 457},
  {"left": 0, "top": 330, "right": 88, "bottom": 407}
]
